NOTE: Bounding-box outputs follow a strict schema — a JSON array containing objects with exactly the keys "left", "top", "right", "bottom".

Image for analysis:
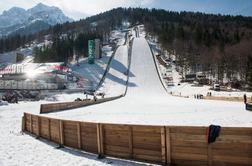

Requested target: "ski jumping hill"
[{"left": 45, "top": 34, "right": 251, "bottom": 127}]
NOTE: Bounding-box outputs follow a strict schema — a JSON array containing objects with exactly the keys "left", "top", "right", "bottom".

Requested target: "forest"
[{"left": 1, "top": 8, "right": 252, "bottom": 87}]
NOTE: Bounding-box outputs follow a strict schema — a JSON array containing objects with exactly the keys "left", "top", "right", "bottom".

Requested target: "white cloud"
[{"left": 0, "top": 0, "right": 155, "bottom": 20}]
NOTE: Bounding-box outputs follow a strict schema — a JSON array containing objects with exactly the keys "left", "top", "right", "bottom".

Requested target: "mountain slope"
[{"left": 0, "top": 3, "right": 73, "bottom": 37}]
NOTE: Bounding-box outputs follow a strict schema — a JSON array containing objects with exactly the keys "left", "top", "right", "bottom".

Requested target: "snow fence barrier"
[
  {"left": 22, "top": 112, "right": 252, "bottom": 165},
  {"left": 40, "top": 95, "right": 123, "bottom": 114},
  {"left": 203, "top": 96, "right": 247, "bottom": 102}
]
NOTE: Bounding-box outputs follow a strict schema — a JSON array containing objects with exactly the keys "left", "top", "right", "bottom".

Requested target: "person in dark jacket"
[{"left": 244, "top": 94, "right": 247, "bottom": 104}]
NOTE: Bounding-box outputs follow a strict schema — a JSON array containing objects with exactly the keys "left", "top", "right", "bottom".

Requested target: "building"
[
  {"left": 94, "top": 39, "right": 102, "bottom": 59},
  {"left": 0, "top": 63, "right": 69, "bottom": 90}
]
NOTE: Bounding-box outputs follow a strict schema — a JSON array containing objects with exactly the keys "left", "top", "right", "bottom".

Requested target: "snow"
[
  {"left": 169, "top": 83, "right": 252, "bottom": 98},
  {"left": 1, "top": 27, "right": 252, "bottom": 165},
  {"left": 0, "top": 100, "right": 8, "bottom": 106},
  {"left": 98, "top": 45, "right": 128, "bottom": 97},
  {"left": 110, "top": 30, "right": 126, "bottom": 46},
  {"left": 148, "top": 34, "right": 252, "bottom": 99},
  {"left": 70, "top": 45, "right": 113, "bottom": 90},
  {"left": 52, "top": 93, "right": 86, "bottom": 102},
  {"left": 44, "top": 37, "right": 252, "bottom": 127},
  {"left": 0, "top": 3, "right": 73, "bottom": 36},
  {"left": 0, "top": 102, "right": 153, "bottom": 166}
]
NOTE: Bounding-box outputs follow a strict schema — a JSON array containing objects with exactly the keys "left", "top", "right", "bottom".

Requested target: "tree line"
[
  {"left": 140, "top": 9, "right": 252, "bottom": 88},
  {"left": 1, "top": 7, "right": 252, "bottom": 87},
  {"left": 33, "top": 32, "right": 102, "bottom": 63}
]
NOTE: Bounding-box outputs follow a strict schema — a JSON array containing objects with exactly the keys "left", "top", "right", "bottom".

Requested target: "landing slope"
[
  {"left": 127, "top": 38, "right": 166, "bottom": 97},
  {"left": 45, "top": 37, "right": 251, "bottom": 127}
]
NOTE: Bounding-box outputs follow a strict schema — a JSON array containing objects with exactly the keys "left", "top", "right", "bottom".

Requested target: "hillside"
[{"left": 1, "top": 7, "right": 252, "bottom": 86}]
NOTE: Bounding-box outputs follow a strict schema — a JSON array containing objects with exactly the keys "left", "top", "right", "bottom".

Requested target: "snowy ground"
[
  {"left": 169, "top": 83, "right": 252, "bottom": 98},
  {"left": 110, "top": 30, "right": 126, "bottom": 46},
  {"left": 148, "top": 35, "right": 252, "bottom": 99},
  {"left": 70, "top": 45, "right": 113, "bottom": 90},
  {"left": 0, "top": 102, "right": 155, "bottom": 166},
  {"left": 98, "top": 45, "right": 128, "bottom": 97},
  {"left": 44, "top": 37, "right": 252, "bottom": 127},
  {"left": 69, "top": 30, "right": 127, "bottom": 91},
  {"left": 48, "top": 44, "right": 129, "bottom": 102},
  {"left": 0, "top": 29, "right": 138, "bottom": 166},
  {"left": 1, "top": 28, "right": 252, "bottom": 166}
]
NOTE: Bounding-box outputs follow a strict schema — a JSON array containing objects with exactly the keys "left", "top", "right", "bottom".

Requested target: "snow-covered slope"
[
  {"left": 99, "top": 45, "right": 128, "bottom": 97},
  {"left": 0, "top": 7, "right": 27, "bottom": 28},
  {"left": 127, "top": 38, "right": 166, "bottom": 97},
  {"left": 45, "top": 36, "right": 252, "bottom": 127},
  {"left": 0, "top": 32, "right": 251, "bottom": 166},
  {"left": 0, "top": 3, "right": 73, "bottom": 37},
  {"left": 0, "top": 101, "right": 150, "bottom": 166}
]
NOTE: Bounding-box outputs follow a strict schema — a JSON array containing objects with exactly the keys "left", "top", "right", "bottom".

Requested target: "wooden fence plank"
[
  {"left": 59, "top": 120, "right": 64, "bottom": 145},
  {"left": 48, "top": 118, "right": 51, "bottom": 140},
  {"left": 37, "top": 116, "right": 40, "bottom": 137},
  {"left": 213, "top": 155, "right": 252, "bottom": 164},
  {"left": 161, "top": 127, "right": 166, "bottom": 164},
  {"left": 100, "top": 124, "right": 104, "bottom": 155},
  {"left": 30, "top": 114, "right": 32, "bottom": 133},
  {"left": 77, "top": 122, "right": 81, "bottom": 149},
  {"left": 166, "top": 127, "right": 171, "bottom": 164},
  {"left": 128, "top": 126, "right": 133, "bottom": 158},
  {"left": 208, "top": 144, "right": 212, "bottom": 166},
  {"left": 97, "top": 124, "right": 101, "bottom": 155},
  {"left": 22, "top": 113, "right": 252, "bottom": 166}
]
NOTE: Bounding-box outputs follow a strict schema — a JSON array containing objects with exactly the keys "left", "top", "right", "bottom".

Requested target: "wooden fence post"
[
  {"left": 208, "top": 143, "right": 213, "bottom": 166},
  {"left": 37, "top": 116, "right": 40, "bottom": 137},
  {"left": 99, "top": 124, "right": 104, "bottom": 155},
  {"left": 161, "top": 126, "right": 166, "bottom": 164},
  {"left": 128, "top": 126, "right": 133, "bottom": 158},
  {"left": 97, "top": 124, "right": 104, "bottom": 158},
  {"left": 77, "top": 122, "right": 82, "bottom": 149},
  {"left": 48, "top": 118, "right": 51, "bottom": 140},
  {"left": 30, "top": 114, "right": 32, "bottom": 133},
  {"left": 97, "top": 124, "right": 101, "bottom": 155},
  {"left": 166, "top": 127, "right": 171, "bottom": 165},
  {"left": 59, "top": 120, "right": 64, "bottom": 146}
]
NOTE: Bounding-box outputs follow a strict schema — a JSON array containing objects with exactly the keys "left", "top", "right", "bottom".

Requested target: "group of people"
[
  {"left": 2, "top": 91, "right": 18, "bottom": 103},
  {"left": 207, "top": 92, "right": 212, "bottom": 96},
  {"left": 194, "top": 94, "right": 203, "bottom": 99}
]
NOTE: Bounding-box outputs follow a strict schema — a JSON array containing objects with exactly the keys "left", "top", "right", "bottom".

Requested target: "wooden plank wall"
[
  {"left": 22, "top": 113, "right": 252, "bottom": 166},
  {"left": 40, "top": 95, "right": 123, "bottom": 114},
  {"left": 203, "top": 96, "right": 245, "bottom": 102}
]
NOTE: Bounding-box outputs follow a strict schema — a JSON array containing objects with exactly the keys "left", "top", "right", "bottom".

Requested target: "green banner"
[{"left": 88, "top": 40, "right": 94, "bottom": 64}]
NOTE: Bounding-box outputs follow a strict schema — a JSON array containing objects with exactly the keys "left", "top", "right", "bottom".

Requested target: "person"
[
  {"left": 244, "top": 94, "right": 247, "bottom": 104},
  {"left": 93, "top": 95, "right": 97, "bottom": 101}
]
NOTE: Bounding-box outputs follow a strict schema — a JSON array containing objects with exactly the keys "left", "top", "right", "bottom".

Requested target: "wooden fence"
[
  {"left": 40, "top": 95, "right": 123, "bottom": 113},
  {"left": 22, "top": 113, "right": 252, "bottom": 166},
  {"left": 203, "top": 96, "right": 248, "bottom": 102}
]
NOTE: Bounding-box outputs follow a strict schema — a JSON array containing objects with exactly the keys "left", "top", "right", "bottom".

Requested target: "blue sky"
[
  {"left": 0, "top": 0, "right": 252, "bottom": 20},
  {"left": 153, "top": 0, "right": 252, "bottom": 16}
]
